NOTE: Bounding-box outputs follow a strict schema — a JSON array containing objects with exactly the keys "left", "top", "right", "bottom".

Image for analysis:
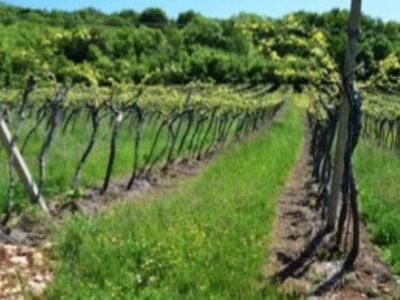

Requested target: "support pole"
[
  {"left": 326, "top": 0, "right": 362, "bottom": 232},
  {"left": 0, "top": 116, "right": 50, "bottom": 216}
]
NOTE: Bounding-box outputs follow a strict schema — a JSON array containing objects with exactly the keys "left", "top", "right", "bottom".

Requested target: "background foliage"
[{"left": 0, "top": 4, "right": 399, "bottom": 88}]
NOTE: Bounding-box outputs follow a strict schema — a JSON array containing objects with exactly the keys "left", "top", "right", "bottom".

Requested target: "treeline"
[{"left": 0, "top": 4, "right": 399, "bottom": 88}]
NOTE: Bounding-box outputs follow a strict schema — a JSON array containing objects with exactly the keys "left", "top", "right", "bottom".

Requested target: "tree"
[
  {"left": 176, "top": 10, "right": 200, "bottom": 27},
  {"left": 372, "top": 36, "right": 392, "bottom": 60},
  {"left": 117, "top": 9, "right": 139, "bottom": 23},
  {"left": 138, "top": 8, "right": 169, "bottom": 27},
  {"left": 183, "top": 18, "right": 226, "bottom": 50},
  {"left": 75, "top": 7, "right": 104, "bottom": 23}
]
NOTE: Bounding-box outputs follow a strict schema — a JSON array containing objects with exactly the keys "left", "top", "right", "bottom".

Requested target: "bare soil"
[{"left": 263, "top": 128, "right": 400, "bottom": 299}]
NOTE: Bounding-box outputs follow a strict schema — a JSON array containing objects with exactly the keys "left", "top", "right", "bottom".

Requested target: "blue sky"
[{"left": 5, "top": 1, "right": 400, "bottom": 21}]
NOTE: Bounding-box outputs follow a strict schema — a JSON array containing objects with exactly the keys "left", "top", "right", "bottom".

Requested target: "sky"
[{"left": 4, "top": 0, "right": 400, "bottom": 21}]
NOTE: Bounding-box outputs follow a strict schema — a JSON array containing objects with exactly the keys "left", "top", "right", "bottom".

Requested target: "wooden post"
[
  {"left": 327, "top": 0, "right": 362, "bottom": 232},
  {"left": 0, "top": 116, "right": 50, "bottom": 215}
]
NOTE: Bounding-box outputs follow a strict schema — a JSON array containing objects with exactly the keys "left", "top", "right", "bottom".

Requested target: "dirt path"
[{"left": 263, "top": 126, "right": 399, "bottom": 299}]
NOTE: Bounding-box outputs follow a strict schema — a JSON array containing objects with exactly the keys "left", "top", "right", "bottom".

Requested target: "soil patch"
[{"left": 263, "top": 124, "right": 400, "bottom": 299}]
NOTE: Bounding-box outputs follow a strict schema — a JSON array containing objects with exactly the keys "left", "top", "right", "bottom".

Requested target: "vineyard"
[
  {"left": 1, "top": 1, "right": 400, "bottom": 299},
  {"left": 0, "top": 82, "right": 282, "bottom": 215},
  {"left": 362, "top": 93, "right": 400, "bottom": 149}
]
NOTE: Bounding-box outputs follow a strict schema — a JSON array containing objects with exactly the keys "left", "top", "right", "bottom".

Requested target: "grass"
[
  {"left": 354, "top": 139, "right": 400, "bottom": 274},
  {"left": 0, "top": 117, "right": 148, "bottom": 209},
  {"left": 45, "top": 102, "right": 302, "bottom": 299},
  {"left": 0, "top": 114, "right": 232, "bottom": 211}
]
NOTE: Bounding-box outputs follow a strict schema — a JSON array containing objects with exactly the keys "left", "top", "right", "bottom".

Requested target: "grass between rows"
[
  {"left": 354, "top": 139, "right": 400, "bottom": 274},
  {"left": 0, "top": 117, "right": 164, "bottom": 208},
  {"left": 45, "top": 102, "right": 302, "bottom": 299},
  {"left": 0, "top": 114, "right": 235, "bottom": 210}
]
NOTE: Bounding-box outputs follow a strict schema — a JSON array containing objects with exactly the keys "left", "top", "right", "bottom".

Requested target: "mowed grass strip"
[
  {"left": 45, "top": 103, "right": 302, "bottom": 299},
  {"left": 354, "top": 139, "right": 400, "bottom": 274}
]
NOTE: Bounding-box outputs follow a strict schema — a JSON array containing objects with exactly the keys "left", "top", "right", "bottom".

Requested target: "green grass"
[
  {"left": 354, "top": 139, "right": 400, "bottom": 274},
  {"left": 0, "top": 115, "right": 228, "bottom": 210},
  {"left": 45, "top": 102, "right": 302, "bottom": 299},
  {"left": 0, "top": 117, "right": 147, "bottom": 208}
]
